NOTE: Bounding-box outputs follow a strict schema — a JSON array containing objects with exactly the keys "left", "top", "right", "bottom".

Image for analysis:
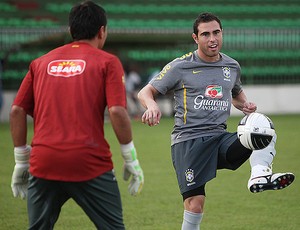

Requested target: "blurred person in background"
[
  {"left": 0, "top": 59, "right": 3, "bottom": 117},
  {"left": 138, "top": 12, "right": 294, "bottom": 230},
  {"left": 125, "top": 62, "right": 142, "bottom": 119},
  {"left": 10, "top": 1, "right": 144, "bottom": 229}
]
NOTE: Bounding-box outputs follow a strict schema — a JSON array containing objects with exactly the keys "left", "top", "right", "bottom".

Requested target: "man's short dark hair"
[
  {"left": 193, "top": 12, "right": 222, "bottom": 35},
  {"left": 69, "top": 0, "right": 107, "bottom": 40}
]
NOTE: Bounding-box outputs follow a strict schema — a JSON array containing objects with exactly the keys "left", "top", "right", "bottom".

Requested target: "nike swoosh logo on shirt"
[{"left": 192, "top": 70, "right": 202, "bottom": 74}]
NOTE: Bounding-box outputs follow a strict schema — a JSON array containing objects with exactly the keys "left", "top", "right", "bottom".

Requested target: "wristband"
[
  {"left": 121, "top": 141, "right": 137, "bottom": 162},
  {"left": 14, "top": 145, "right": 31, "bottom": 164}
]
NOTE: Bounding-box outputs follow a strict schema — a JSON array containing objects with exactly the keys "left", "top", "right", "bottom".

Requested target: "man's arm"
[
  {"left": 108, "top": 105, "right": 144, "bottom": 196},
  {"left": 10, "top": 105, "right": 31, "bottom": 199},
  {"left": 108, "top": 106, "right": 133, "bottom": 144},
  {"left": 137, "top": 84, "right": 161, "bottom": 126},
  {"left": 232, "top": 90, "right": 257, "bottom": 114},
  {"left": 10, "top": 105, "right": 27, "bottom": 146}
]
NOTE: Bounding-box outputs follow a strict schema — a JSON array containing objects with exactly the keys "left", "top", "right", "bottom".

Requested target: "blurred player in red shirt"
[{"left": 10, "top": 1, "right": 144, "bottom": 229}]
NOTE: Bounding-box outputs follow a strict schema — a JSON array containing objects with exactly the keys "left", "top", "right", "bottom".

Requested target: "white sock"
[
  {"left": 249, "top": 134, "right": 277, "bottom": 177},
  {"left": 181, "top": 210, "right": 203, "bottom": 230}
]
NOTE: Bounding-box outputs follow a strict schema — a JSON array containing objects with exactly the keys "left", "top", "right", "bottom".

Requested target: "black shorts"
[
  {"left": 171, "top": 132, "right": 252, "bottom": 198},
  {"left": 27, "top": 170, "right": 125, "bottom": 230}
]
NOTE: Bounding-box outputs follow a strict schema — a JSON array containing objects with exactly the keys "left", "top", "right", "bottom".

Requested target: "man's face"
[{"left": 192, "top": 21, "right": 223, "bottom": 62}]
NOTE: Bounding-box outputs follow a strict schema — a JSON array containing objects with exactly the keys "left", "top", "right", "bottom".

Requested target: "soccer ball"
[{"left": 237, "top": 112, "right": 275, "bottom": 150}]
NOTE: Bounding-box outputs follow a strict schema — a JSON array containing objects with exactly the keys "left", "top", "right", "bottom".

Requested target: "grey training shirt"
[{"left": 150, "top": 50, "right": 243, "bottom": 145}]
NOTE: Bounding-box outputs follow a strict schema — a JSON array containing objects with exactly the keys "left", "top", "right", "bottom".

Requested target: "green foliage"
[{"left": 0, "top": 115, "right": 299, "bottom": 229}]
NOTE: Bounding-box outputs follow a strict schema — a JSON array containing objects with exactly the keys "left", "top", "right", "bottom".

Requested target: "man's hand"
[
  {"left": 121, "top": 142, "right": 144, "bottom": 196},
  {"left": 137, "top": 84, "right": 161, "bottom": 127},
  {"left": 141, "top": 102, "right": 162, "bottom": 127},
  {"left": 243, "top": 102, "right": 257, "bottom": 115},
  {"left": 123, "top": 159, "right": 144, "bottom": 196},
  {"left": 11, "top": 145, "right": 31, "bottom": 199}
]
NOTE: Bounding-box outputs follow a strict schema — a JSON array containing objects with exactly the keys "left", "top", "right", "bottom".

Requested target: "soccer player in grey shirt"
[{"left": 138, "top": 12, "right": 294, "bottom": 230}]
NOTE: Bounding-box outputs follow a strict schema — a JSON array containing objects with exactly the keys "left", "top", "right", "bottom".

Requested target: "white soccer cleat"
[
  {"left": 248, "top": 172, "right": 295, "bottom": 193},
  {"left": 248, "top": 165, "right": 295, "bottom": 193}
]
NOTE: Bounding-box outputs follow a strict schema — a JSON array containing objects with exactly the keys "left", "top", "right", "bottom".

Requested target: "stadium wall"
[{"left": 1, "top": 85, "right": 299, "bottom": 122}]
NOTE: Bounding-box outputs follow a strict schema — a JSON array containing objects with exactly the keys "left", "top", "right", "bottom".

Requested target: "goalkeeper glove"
[
  {"left": 121, "top": 141, "right": 144, "bottom": 196},
  {"left": 11, "top": 145, "right": 31, "bottom": 199}
]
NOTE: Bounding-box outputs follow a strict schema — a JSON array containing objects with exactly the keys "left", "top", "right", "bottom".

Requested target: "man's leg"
[
  {"left": 182, "top": 209, "right": 203, "bottom": 230},
  {"left": 27, "top": 176, "right": 69, "bottom": 230},
  {"left": 223, "top": 133, "right": 294, "bottom": 193},
  {"left": 248, "top": 134, "right": 294, "bottom": 192},
  {"left": 181, "top": 186, "right": 205, "bottom": 230},
  {"left": 67, "top": 171, "right": 125, "bottom": 230},
  {"left": 182, "top": 196, "right": 204, "bottom": 230},
  {"left": 172, "top": 137, "right": 222, "bottom": 230}
]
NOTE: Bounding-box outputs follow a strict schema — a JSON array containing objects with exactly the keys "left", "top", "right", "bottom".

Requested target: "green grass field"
[{"left": 0, "top": 115, "right": 299, "bottom": 230}]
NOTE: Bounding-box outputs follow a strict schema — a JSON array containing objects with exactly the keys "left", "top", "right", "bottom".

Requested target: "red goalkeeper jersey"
[{"left": 13, "top": 42, "right": 126, "bottom": 181}]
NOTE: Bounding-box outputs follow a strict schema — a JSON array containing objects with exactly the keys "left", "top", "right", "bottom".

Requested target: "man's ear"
[
  {"left": 98, "top": 26, "right": 106, "bottom": 39},
  {"left": 192, "top": 33, "right": 199, "bottom": 44}
]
